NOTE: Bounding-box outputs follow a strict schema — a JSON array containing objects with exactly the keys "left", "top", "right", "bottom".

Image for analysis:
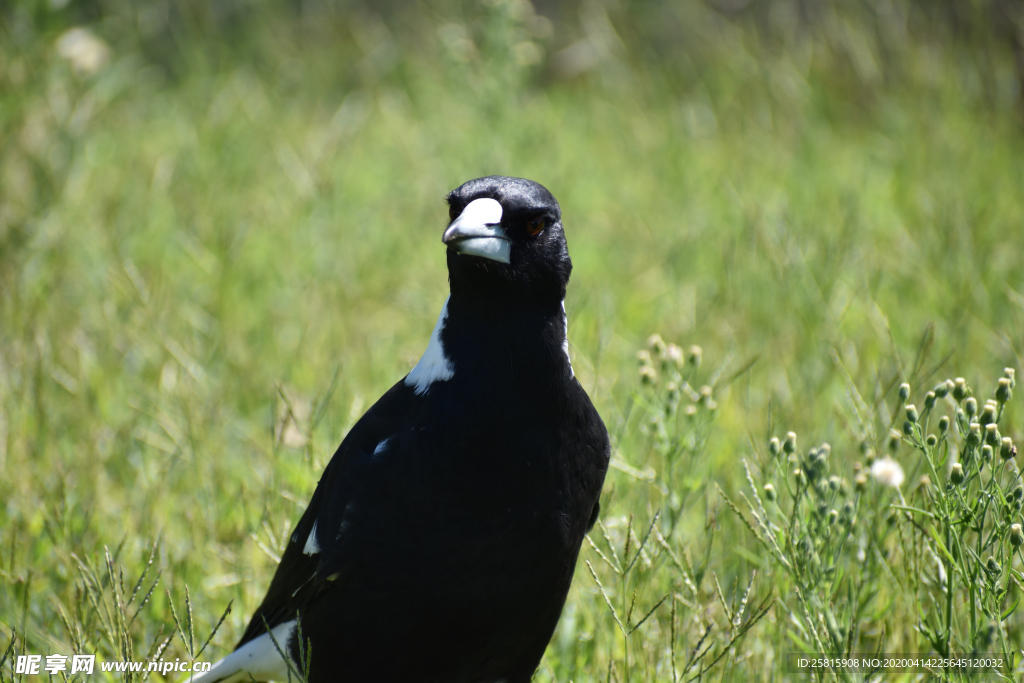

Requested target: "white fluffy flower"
[
  {"left": 56, "top": 28, "right": 110, "bottom": 75},
  {"left": 871, "top": 457, "right": 905, "bottom": 488}
]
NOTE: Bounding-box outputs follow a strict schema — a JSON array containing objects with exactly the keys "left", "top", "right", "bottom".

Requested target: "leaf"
[
  {"left": 928, "top": 526, "right": 957, "bottom": 567},
  {"left": 1000, "top": 595, "right": 1020, "bottom": 621}
]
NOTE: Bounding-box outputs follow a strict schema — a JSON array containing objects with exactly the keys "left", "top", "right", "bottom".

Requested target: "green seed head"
[
  {"left": 924, "top": 391, "right": 936, "bottom": 410},
  {"left": 828, "top": 509, "right": 839, "bottom": 525},
  {"left": 898, "top": 383, "right": 910, "bottom": 402},
  {"left": 816, "top": 502, "right": 829, "bottom": 518},
  {"left": 1012, "top": 485, "right": 1023, "bottom": 501},
  {"left": 768, "top": 437, "right": 780, "bottom": 456},
  {"left": 985, "top": 423, "right": 1000, "bottom": 448},
  {"left": 934, "top": 382, "right": 950, "bottom": 399},
  {"left": 637, "top": 349, "right": 652, "bottom": 366},
  {"left": 981, "top": 444, "right": 993, "bottom": 462},
  {"left": 950, "top": 462, "right": 965, "bottom": 485},
  {"left": 953, "top": 377, "right": 969, "bottom": 402},
  {"left": 967, "top": 423, "right": 981, "bottom": 446},
  {"left": 1001, "top": 437, "right": 1016, "bottom": 461},
  {"left": 664, "top": 344, "right": 684, "bottom": 370},
  {"left": 1004, "top": 367, "right": 1016, "bottom": 389},
  {"left": 980, "top": 402, "right": 997, "bottom": 426},
  {"left": 986, "top": 556, "right": 1001, "bottom": 574},
  {"left": 864, "top": 447, "right": 877, "bottom": 465},
  {"left": 926, "top": 434, "right": 938, "bottom": 447},
  {"left": 938, "top": 416, "right": 950, "bottom": 433},
  {"left": 1011, "top": 524, "right": 1024, "bottom": 548},
  {"left": 783, "top": 432, "right": 797, "bottom": 455},
  {"left": 906, "top": 404, "right": 919, "bottom": 423},
  {"left": 805, "top": 447, "right": 819, "bottom": 466},
  {"left": 793, "top": 468, "right": 805, "bottom": 485},
  {"left": 965, "top": 397, "right": 978, "bottom": 417},
  {"left": 647, "top": 333, "right": 666, "bottom": 356},
  {"left": 666, "top": 381, "right": 679, "bottom": 401},
  {"left": 828, "top": 475, "right": 841, "bottom": 491},
  {"left": 902, "top": 421, "right": 914, "bottom": 436},
  {"left": 855, "top": 473, "right": 868, "bottom": 491},
  {"left": 996, "top": 377, "right": 1012, "bottom": 403},
  {"left": 888, "top": 430, "right": 901, "bottom": 453},
  {"left": 639, "top": 365, "right": 657, "bottom": 385},
  {"left": 687, "top": 345, "right": 702, "bottom": 368},
  {"left": 842, "top": 501, "right": 855, "bottom": 519},
  {"left": 763, "top": 483, "right": 776, "bottom": 502}
]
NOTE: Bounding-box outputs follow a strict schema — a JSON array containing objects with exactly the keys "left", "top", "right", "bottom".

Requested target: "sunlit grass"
[{"left": 2, "top": 1, "right": 1023, "bottom": 680}]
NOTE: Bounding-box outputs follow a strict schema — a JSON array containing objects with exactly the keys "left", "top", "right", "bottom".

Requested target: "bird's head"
[{"left": 443, "top": 176, "right": 572, "bottom": 304}]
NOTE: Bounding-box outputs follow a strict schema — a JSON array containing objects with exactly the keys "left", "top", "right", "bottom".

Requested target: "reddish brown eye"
[
  {"left": 449, "top": 205, "right": 459, "bottom": 221},
  {"left": 526, "top": 217, "right": 544, "bottom": 236}
]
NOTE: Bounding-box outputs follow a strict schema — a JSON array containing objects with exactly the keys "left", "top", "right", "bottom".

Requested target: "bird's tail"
[{"left": 182, "top": 620, "right": 298, "bottom": 683}]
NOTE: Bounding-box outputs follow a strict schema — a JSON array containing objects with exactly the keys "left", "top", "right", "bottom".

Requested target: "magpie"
[{"left": 193, "top": 176, "right": 610, "bottom": 683}]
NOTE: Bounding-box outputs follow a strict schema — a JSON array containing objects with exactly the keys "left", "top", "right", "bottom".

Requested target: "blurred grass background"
[{"left": 2, "top": 0, "right": 1024, "bottom": 680}]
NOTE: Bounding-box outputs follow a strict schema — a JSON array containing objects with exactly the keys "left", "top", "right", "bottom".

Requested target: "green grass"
[{"left": 2, "top": 0, "right": 1024, "bottom": 680}]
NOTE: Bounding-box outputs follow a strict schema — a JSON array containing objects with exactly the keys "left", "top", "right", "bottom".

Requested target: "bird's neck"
[
  {"left": 403, "top": 292, "right": 573, "bottom": 397},
  {"left": 446, "top": 291, "right": 571, "bottom": 376}
]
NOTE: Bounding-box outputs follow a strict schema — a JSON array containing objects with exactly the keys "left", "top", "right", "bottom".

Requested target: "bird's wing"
[{"left": 234, "top": 381, "right": 412, "bottom": 649}]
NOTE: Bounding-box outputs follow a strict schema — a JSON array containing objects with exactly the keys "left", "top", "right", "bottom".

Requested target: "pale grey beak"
[{"left": 442, "top": 197, "right": 511, "bottom": 264}]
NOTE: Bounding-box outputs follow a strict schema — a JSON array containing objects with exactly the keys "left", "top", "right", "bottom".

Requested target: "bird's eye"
[
  {"left": 526, "top": 217, "right": 545, "bottom": 236},
  {"left": 449, "top": 205, "right": 459, "bottom": 221}
]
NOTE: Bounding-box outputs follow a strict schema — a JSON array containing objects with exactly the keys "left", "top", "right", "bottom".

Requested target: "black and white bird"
[{"left": 194, "top": 176, "right": 610, "bottom": 683}]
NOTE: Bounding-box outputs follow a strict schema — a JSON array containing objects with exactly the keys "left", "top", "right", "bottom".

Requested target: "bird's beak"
[{"left": 442, "top": 198, "right": 511, "bottom": 264}]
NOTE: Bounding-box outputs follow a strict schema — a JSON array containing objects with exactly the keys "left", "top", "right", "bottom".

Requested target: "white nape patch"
[
  {"left": 373, "top": 437, "right": 391, "bottom": 456},
  {"left": 404, "top": 296, "right": 455, "bottom": 395},
  {"left": 302, "top": 521, "right": 320, "bottom": 556},
  {"left": 561, "top": 300, "right": 574, "bottom": 378},
  {"left": 187, "top": 620, "right": 296, "bottom": 683}
]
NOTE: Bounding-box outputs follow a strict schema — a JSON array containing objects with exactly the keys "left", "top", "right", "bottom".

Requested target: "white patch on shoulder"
[
  {"left": 373, "top": 437, "right": 391, "bottom": 456},
  {"left": 302, "top": 521, "right": 320, "bottom": 556},
  {"left": 561, "top": 300, "right": 574, "bottom": 378},
  {"left": 404, "top": 296, "right": 455, "bottom": 395},
  {"left": 187, "top": 620, "right": 296, "bottom": 683}
]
